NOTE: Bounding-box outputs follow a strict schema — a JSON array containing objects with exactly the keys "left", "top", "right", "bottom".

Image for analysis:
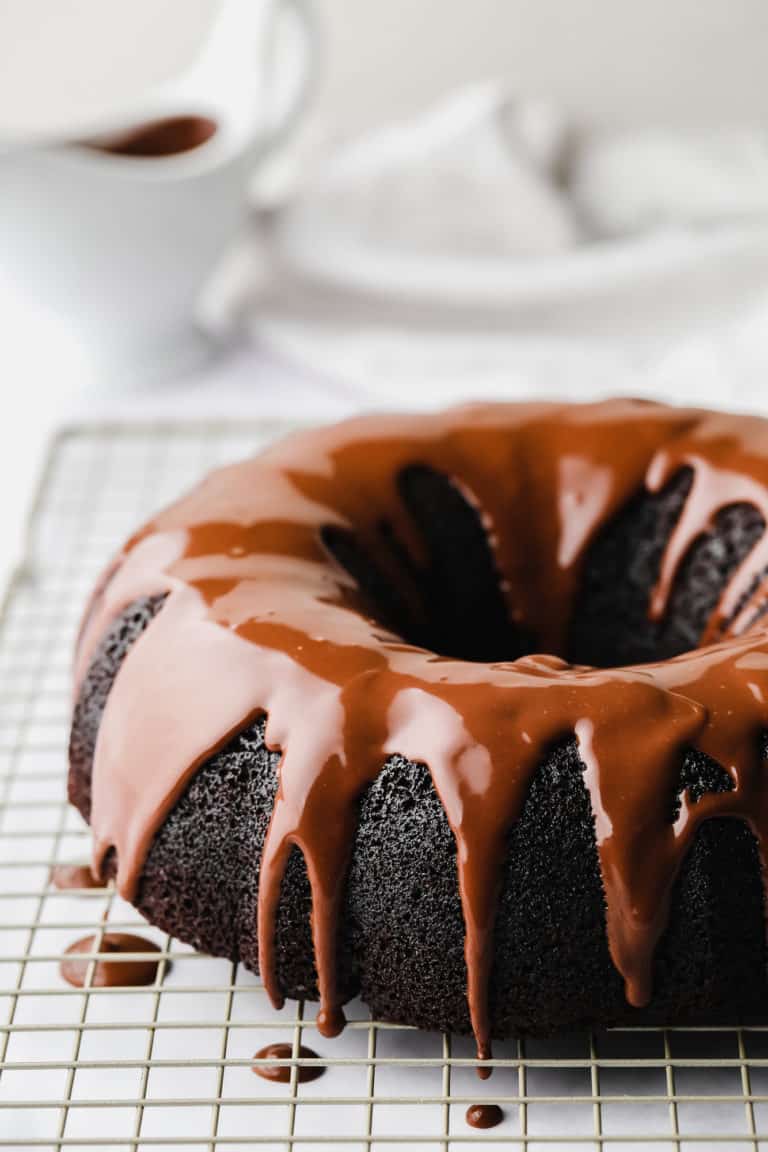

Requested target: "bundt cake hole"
[
  {"left": 395, "top": 464, "right": 530, "bottom": 662},
  {"left": 720, "top": 558, "right": 768, "bottom": 634},
  {"left": 572, "top": 469, "right": 766, "bottom": 667},
  {"left": 322, "top": 465, "right": 532, "bottom": 663},
  {"left": 320, "top": 523, "right": 426, "bottom": 646},
  {"left": 324, "top": 464, "right": 768, "bottom": 670}
]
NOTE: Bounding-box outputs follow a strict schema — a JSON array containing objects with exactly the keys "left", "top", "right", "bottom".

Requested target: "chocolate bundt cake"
[{"left": 69, "top": 399, "right": 768, "bottom": 1062}]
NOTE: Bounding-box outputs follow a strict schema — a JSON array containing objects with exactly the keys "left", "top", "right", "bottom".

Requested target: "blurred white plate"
[
  {"left": 271, "top": 82, "right": 768, "bottom": 341},
  {"left": 276, "top": 214, "right": 768, "bottom": 314}
]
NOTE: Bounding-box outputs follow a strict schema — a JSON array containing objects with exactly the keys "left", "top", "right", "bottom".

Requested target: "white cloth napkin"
[
  {"left": 275, "top": 85, "right": 581, "bottom": 265},
  {"left": 572, "top": 125, "right": 768, "bottom": 237},
  {"left": 233, "top": 82, "right": 768, "bottom": 405},
  {"left": 270, "top": 81, "right": 768, "bottom": 267}
]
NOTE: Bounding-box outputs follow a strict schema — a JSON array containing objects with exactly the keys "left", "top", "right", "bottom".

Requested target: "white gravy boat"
[{"left": 0, "top": 0, "right": 315, "bottom": 382}]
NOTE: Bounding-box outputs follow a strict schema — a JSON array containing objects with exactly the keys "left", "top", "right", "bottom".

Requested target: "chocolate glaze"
[
  {"left": 86, "top": 115, "right": 217, "bottom": 158},
  {"left": 465, "top": 1103, "right": 503, "bottom": 1129},
  {"left": 73, "top": 400, "right": 768, "bottom": 1067},
  {"left": 252, "top": 1042, "right": 324, "bottom": 1083},
  {"left": 51, "top": 863, "right": 107, "bottom": 891},
  {"left": 60, "top": 933, "right": 162, "bottom": 987}
]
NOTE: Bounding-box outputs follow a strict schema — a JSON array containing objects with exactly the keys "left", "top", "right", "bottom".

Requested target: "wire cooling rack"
[{"left": 3, "top": 421, "right": 768, "bottom": 1151}]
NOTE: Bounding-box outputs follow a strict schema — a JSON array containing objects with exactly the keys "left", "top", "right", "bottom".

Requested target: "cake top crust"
[{"left": 74, "top": 399, "right": 768, "bottom": 1063}]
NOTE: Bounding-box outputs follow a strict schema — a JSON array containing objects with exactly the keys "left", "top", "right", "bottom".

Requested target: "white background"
[
  {"left": 5, "top": 0, "right": 768, "bottom": 145},
  {"left": 316, "top": 0, "right": 768, "bottom": 142}
]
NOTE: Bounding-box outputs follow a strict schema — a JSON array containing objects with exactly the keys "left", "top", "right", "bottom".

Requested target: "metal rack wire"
[{"left": 2, "top": 421, "right": 768, "bottom": 1150}]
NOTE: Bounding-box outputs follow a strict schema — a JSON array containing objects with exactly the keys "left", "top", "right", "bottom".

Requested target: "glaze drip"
[
  {"left": 466, "top": 1103, "right": 503, "bottom": 1129},
  {"left": 60, "top": 933, "right": 162, "bottom": 987},
  {"left": 51, "top": 863, "right": 107, "bottom": 891},
  {"left": 252, "top": 1043, "right": 324, "bottom": 1083},
  {"left": 73, "top": 400, "right": 768, "bottom": 1065}
]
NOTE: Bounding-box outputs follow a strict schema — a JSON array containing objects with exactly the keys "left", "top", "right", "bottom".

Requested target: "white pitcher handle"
[{"left": 262, "top": 0, "right": 318, "bottom": 156}]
